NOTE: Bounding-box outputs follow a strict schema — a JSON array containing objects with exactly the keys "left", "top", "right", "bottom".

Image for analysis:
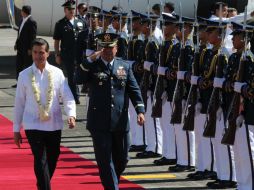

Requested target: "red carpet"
[{"left": 0, "top": 114, "right": 144, "bottom": 190}]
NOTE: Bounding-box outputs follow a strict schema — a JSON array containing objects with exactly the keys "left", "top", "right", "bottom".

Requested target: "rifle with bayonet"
[
  {"left": 170, "top": 2, "right": 185, "bottom": 124},
  {"left": 127, "top": 0, "right": 134, "bottom": 60},
  {"left": 100, "top": 0, "right": 104, "bottom": 33},
  {"left": 183, "top": 3, "right": 199, "bottom": 131},
  {"left": 86, "top": 0, "right": 97, "bottom": 52},
  {"left": 221, "top": 7, "right": 248, "bottom": 145},
  {"left": 151, "top": 0, "right": 166, "bottom": 118},
  {"left": 203, "top": 6, "right": 226, "bottom": 137}
]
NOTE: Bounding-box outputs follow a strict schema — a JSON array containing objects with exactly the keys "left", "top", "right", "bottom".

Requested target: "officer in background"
[
  {"left": 77, "top": 3, "right": 89, "bottom": 26},
  {"left": 53, "top": 0, "right": 87, "bottom": 104},
  {"left": 77, "top": 2, "right": 89, "bottom": 93},
  {"left": 77, "top": 32, "right": 145, "bottom": 190},
  {"left": 13, "top": 5, "right": 37, "bottom": 87}
]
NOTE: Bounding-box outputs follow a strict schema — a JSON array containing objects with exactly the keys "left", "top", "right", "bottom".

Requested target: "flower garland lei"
[{"left": 31, "top": 68, "right": 53, "bottom": 121}]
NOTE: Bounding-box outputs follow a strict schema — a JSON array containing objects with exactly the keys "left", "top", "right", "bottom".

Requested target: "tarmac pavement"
[{"left": 0, "top": 28, "right": 236, "bottom": 190}]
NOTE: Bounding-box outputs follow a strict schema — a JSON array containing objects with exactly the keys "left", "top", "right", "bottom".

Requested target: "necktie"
[{"left": 107, "top": 62, "right": 112, "bottom": 72}]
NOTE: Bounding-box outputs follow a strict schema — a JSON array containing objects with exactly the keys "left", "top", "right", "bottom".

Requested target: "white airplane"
[{"left": 0, "top": 0, "right": 252, "bottom": 36}]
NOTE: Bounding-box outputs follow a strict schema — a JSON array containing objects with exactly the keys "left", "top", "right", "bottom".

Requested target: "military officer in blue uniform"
[
  {"left": 77, "top": 32, "right": 145, "bottom": 190},
  {"left": 53, "top": 0, "right": 87, "bottom": 104}
]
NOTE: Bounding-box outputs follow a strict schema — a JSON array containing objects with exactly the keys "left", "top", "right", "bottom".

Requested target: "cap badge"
[{"left": 104, "top": 34, "right": 111, "bottom": 42}]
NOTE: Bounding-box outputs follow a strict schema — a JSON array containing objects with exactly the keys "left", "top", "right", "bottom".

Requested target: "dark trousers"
[
  {"left": 16, "top": 51, "right": 32, "bottom": 79},
  {"left": 90, "top": 130, "right": 130, "bottom": 190},
  {"left": 25, "top": 130, "right": 62, "bottom": 190},
  {"left": 61, "top": 58, "right": 79, "bottom": 101}
]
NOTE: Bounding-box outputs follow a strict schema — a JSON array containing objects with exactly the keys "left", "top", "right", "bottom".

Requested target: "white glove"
[
  {"left": 195, "top": 102, "right": 202, "bottom": 116},
  {"left": 157, "top": 66, "right": 167, "bottom": 76},
  {"left": 216, "top": 107, "right": 223, "bottom": 120},
  {"left": 161, "top": 91, "right": 168, "bottom": 105},
  {"left": 213, "top": 77, "right": 225, "bottom": 88},
  {"left": 144, "top": 61, "right": 154, "bottom": 71},
  {"left": 86, "top": 49, "right": 95, "bottom": 57},
  {"left": 234, "top": 82, "right": 246, "bottom": 93},
  {"left": 126, "top": 60, "right": 135, "bottom": 67},
  {"left": 177, "top": 71, "right": 187, "bottom": 80},
  {"left": 147, "top": 90, "right": 152, "bottom": 98},
  {"left": 236, "top": 115, "right": 244, "bottom": 128},
  {"left": 191, "top": 76, "right": 199, "bottom": 85}
]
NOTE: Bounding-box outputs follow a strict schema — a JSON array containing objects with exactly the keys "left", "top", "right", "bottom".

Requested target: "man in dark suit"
[
  {"left": 77, "top": 33, "right": 145, "bottom": 190},
  {"left": 13, "top": 5, "right": 37, "bottom": 87}
]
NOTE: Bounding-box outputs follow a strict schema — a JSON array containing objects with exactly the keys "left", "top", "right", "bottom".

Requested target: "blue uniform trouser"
[{"left": 90, "top": 130, "right": 130, "bottom": 190}]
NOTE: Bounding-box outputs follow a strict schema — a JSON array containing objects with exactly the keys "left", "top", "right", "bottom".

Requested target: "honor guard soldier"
[
  {"left": 187, "top": 17, "right": 214, "bottom": 180},
  {"left": 207, "top": 21, "right": 250, "bottom": 189},
  {"left": 201, "top": 19, "right": 237, "bottom": 188},
  {"left": 189, "top": 19, "right": 231, "bottom": 181},
  {"left": 149, "top": 12, "right": 180, "bottom": 163},
  {"left": 230, "top": 22, "right": 254, "bottom": 190},
  {"left": 168, "top": 15, "right": 196, "bottom": 172},
  {"left": 77, "top": 32, "right": 145, "bottom": 190},
  {"left": 128, "top": 11, "right": 147, "bottom": 152},
  {"left": 86, "top": 6, "right": 101, "bottom": 57},
  {"left": 53, "top": 0, "right": 87, "bottom": 104},
  {"left": 136, "top": 13, "right": 163, "bottom": 159},
  {"left": 99, "top": 10, "right": 112, "bottom": 32}
]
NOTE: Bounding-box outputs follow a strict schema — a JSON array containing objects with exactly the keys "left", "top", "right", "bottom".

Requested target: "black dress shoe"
[
  {"left": 169, "top": 164, "right": 195, "bottom": 172},
  {"left": 75, "top": 99, "right": 80, "bottom": 104},
  {"left": 187, "top": 171, "right": 204, "bottom": 179},
  {"left": 206, "top": 179, "right": 221, "bottom": 187},
  {"left": 154, "top": 157, "right": 177, "bottom": 166},
  {"left": 192, "top": 170, "right": 217, "bottom": 180},
  {"left": 209, "top": 180, "right": 237, "bottom": 189},
  {"left": 129, "top": 145, "right": 147, "bottom": 152},
  {"left": 11, "top": 84, "right": 17, "bottom": 88},
  {"left": 136, "top": 151, "right": 162, "bottom": 158}
]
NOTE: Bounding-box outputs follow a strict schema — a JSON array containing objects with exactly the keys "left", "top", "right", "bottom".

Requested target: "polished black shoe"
[
  {"left": 187, "top": 171, "right": 204, "bottom": 179},
  {"left": 129, "top": 145, "right": 147, "bottom": 152},
  {"left": 206, "top": 179, "right": 221, "bottom": 187},
  {"left": 11, "top": 84, "right": 17, "bottom": 88},
  {"left": 154, "top": 157, "right": 176, "bottom": 166},
  {"left": 75, "top": 99, "right": 80, "bottom": 104},
  {"left": 136, "top": 151, "right": 162, "bottom": 158},
  {"left": 169, "top": 164, "right": 195, "bottom": 172},
  {"left": 192, "top": 170, "right": 217, "bottom": 180},
  {"left": 209, "top": 180, "right": 237, "bottom": 189}
]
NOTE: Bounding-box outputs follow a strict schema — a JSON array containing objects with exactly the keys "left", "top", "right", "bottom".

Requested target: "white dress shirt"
[
  {"left": 19, "top": 15, "right": 31, "bottom": 36},
  {"left": 13, "top": 62, "right": 76, "bottom": 132}
]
